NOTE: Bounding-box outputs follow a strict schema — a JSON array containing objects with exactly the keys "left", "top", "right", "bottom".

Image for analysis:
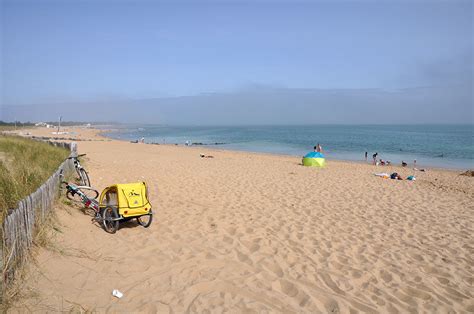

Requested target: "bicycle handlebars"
[{"left": 67, "top": 153, "right": 86, "bottom": 160}]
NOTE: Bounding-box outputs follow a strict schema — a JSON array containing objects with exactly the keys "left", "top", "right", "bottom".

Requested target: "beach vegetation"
[
  {"left": 0, "top": 135, "right": 70, "bottom": 310},
  {"left": 0, "top": 135, "right": 70, "bottom": 223}
]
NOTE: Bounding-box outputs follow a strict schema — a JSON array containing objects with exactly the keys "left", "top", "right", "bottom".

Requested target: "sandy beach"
[{"left": 8, "top": 127, "right": 474, "bottom": 313}]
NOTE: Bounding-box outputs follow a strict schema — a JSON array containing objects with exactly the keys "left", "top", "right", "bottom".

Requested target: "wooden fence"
[{"left": 1, "top": 141, "right": 77, "bottom": 300}]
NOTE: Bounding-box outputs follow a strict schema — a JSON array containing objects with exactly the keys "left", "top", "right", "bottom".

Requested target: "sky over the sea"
[{"left": 1, "top": 0, "right": 472, "bottom": 124}]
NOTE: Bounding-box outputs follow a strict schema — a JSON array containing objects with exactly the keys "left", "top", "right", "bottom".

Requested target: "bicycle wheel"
[
  {"left": 66, "top": 186, "right": 99, "bottom": 203},
  {"left": 136, "top": 210, "right": 153, "bottom": 228},
  {"left": 78, "top": 168, "right": 91, "bottom": 187},
  {"left": 102, "top": 206, "right": 120, "bottom": 234}
]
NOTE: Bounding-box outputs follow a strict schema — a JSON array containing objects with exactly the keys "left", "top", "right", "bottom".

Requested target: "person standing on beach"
[
  {"left": 365, "top": 151, "right": 368, "bottom": 161},
  {"left": 372, "top": 152, "right": 378, "bottom": 165}
]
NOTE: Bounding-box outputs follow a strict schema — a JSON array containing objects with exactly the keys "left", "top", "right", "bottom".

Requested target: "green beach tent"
[{"left": 302, "top": 152, "right": 325, "bottom": 167}]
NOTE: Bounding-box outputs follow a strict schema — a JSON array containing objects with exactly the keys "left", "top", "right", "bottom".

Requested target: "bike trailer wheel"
[
  {"left": 102, "top": 206, "right": 120, "bottom": 234},
  {"left": 136, "top": 210, "right": 153, "bottom": 228}
]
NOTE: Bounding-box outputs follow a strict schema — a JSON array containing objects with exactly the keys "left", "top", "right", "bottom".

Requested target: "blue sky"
[{"left": 0, "top": 0, "right": 472, "bottom": 123}]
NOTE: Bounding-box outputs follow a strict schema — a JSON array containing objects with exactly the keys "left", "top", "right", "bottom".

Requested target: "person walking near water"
[
  {"left": 365, "top": 151, "right": 368, "bottom": 161},
  {"left": 314, "top": 143, "right": 322, "bottom": 153},
  {"left": 372, "top": 152, "right": 378, "bottom": 165}
]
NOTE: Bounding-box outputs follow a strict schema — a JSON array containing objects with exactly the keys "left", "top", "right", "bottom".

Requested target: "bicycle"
[
  {"left": 60, "top": 171, "right": 120, "bottom": 233},
  {"left": 67, "top": 154, "right": 91, "bottom": 187}
]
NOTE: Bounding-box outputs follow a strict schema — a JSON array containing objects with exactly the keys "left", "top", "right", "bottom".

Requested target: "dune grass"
[
  {"left": 0, "top": 126, "right": 18, "bottom": 132},
  {"left": 0, "top": 125, "right": 34, "bottom": 131},
  {"left": 0, "top": 135, "right": 70, "bottom": 223},
  {"left": 0, "top": 135, "right": 70, "bottom": 310}
]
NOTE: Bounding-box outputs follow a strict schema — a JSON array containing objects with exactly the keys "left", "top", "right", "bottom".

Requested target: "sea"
[{"left": 102, "top": 124, "right": 473, "bottom": 170}]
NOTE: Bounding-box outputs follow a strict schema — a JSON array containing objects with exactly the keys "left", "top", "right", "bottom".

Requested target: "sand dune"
[{"left": 9, "top": 128, "right": 474, "bottom": 313}]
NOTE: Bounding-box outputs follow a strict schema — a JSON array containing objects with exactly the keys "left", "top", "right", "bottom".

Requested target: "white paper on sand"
[{"left": 112, "top": 289, "right": 123, "bottom": 298}]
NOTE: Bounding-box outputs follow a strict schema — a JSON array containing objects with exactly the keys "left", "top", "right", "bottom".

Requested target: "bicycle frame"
[
  {"left": 65, "top": 182, "right": 100, "bottom": 212},
  {"left": 60, "top": 169, "right": 98, "bottom": 213},
  {"left": 66, "top": 154, "right": 91, "bottom": 187},
  {"left": 69, "top": 153, "right": 86, "bottom": 171}
]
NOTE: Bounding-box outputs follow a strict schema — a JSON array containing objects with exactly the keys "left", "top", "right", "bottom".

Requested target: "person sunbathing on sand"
[
  {"left": 390, "top": 172, "right": 403, "bottom": 180},
  {"left": 200, "top": 154, "right": 214, "bottom": 158}
]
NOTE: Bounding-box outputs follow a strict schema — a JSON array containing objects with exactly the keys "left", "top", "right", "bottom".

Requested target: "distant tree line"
[{"left": 0, "top": 121, "right": 35, "bottom": 126}]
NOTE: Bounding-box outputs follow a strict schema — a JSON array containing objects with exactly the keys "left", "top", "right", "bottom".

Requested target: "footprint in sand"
[
  {"left": 297, "top": 292, "right": 310, "bottom": 307},
  {"left": 371, "top": 294, "right": 386, "bottom": 306},
  {"left": 264, "top": 261, "right": 284, "bottom": 277},
  {"left": 137, "top": 303, "right": 170, "bottom": 313},
  {"left": 408, "top": 252, "right": 424, "bottom": 262},
  {"left": 242, "top": 241, "right": 260, "bottom": 253},
  {"left": 437, "top": 276, "right": 450, "bottom": 285},
  {"left": 444, "top": 286, "right": 470, "bottom": 300},
  {"left": 336, "top": 255, "right": 349, "bottom": 264},
  {"left": 386, "top": 303, "right": 401, "bottom": 314},
  {"left": 324, "top": 299, "right": 340, "bottom": 313},
  {"left": 273, "top": 279, "right": 299, "bottom": 297},
  {"left": 205, "top": 252, "right": 216, "bottom": 259},
  {"left": 464, "top": 277, "right": 473, "bottom": 286},
  {"left": 319, "top": 272, "right": 346, "bottom": 295},
  {"left": 236, "top": 250, "right": 252, "bottom": 265},
  {"left": 227, "top": 227, "right": 236, "bottom": 236},
  {"left": 394, "top": 290, "right": 418, "bottom": 307},
  {"left": 401, "top": 286, "right": 432, "bottom": 301},
  {"left": 351, "top": 270, "right": 363, "bottom": 279},
  {"left": 379, "top": 269, "right": 393, "bottom": 283},
  {"left": 223, "top": 235, "right": 234, "bottom": 245}
]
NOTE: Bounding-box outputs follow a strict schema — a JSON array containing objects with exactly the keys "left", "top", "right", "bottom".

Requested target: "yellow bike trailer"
[{"left": 98, "top": 182, "right": 153, "bottom": 233}]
